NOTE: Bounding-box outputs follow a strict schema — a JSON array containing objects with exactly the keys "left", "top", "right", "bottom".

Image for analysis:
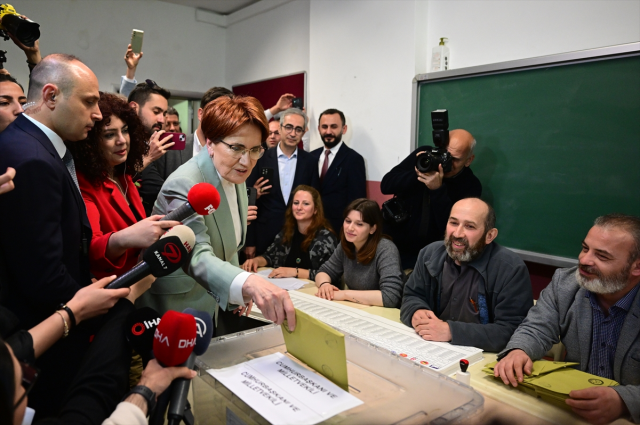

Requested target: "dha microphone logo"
[
  {"left": 131, "top": 318, "right": 160, "bottom": 336},
  {"left": 204, "top": 204, "right": 215, "bottom": 215},
  {"left": 154, "top": 328, "right": 169, "bottom": 346},
  {"left": 195, "top": 317, "right": 207, "bottom": 338},
  {"left": 161, "top": 243, "right": 182, "bottom": 264},
  {"left": 179, "top": 338, "right": 196, "bottom": 349}
]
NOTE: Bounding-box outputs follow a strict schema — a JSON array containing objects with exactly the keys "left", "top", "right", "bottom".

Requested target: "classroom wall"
[
  {"left": 224, "top": 0, "right": 310, "bottom": 89},
  {"left": 7, "top": 0, "right": 226, "bottom": 94},
  {"left": 424, "top": 0, "right": 640, "bottom": 70}
]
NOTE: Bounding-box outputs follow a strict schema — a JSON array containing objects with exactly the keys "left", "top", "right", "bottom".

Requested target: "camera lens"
[
  {"left": 2, "top": 15, "right": 40, "bottom": 47},
  {"left": 416, "top": 152, "right": 437, "bottom": 173}
]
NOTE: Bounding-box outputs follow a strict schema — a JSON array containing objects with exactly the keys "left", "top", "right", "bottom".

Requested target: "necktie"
[
  {"left": 320, "top": 149, "right": 331, "bottom": 182},
  {"left": 62, "top": 148, "right": 81, "bottom": 193}
]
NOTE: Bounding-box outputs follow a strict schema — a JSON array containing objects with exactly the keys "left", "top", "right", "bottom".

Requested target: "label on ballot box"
[{"left": 208, "top": 352, "right": 363, "bottom": 425}]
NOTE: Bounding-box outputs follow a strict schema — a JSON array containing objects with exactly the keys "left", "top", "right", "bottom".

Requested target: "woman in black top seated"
[{"left": 242, "top": 185, "right": 338, "bottom": 279}]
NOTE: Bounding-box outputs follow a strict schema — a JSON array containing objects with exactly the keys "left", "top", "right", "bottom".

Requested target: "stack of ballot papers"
[{"left": 483, "top": 360, "right": 619, "bottom": 409}]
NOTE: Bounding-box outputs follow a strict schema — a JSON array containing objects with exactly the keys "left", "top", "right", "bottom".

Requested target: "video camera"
[
  {"left": 415, "top": 109, "right": 452, "bottom": 174},
  {"left": 0, "top": 4, "right": 40, "bottom": 47}
]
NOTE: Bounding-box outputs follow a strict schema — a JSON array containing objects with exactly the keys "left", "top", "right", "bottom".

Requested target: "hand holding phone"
[{"left": 164, "top": 132, "right": 187, "bottom": 150}]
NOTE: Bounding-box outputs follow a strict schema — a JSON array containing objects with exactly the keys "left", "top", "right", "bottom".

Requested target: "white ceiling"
[{"left": 157, "top": 0, "right": 261, "bottom": 15}]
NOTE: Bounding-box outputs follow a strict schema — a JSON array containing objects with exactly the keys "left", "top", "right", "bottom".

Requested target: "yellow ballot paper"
[
  {"left": 281, "top": 308, "right": 349, "bottom": 391},
  {"left": 483, "top": 360, "right": 618, "bottom": 410}
]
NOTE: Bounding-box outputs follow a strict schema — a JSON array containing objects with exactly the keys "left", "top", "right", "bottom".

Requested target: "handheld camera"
[
  {"left": 0, "top": 4, "right": 40, "bottom": 47},
  {"left": 416, "top": 109, "right": 452, "bottom": 174}
]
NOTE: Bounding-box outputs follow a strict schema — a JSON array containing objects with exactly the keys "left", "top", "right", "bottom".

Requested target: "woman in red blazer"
[{"left": 67, "top": 93, "right": 179, "bottom": 278}]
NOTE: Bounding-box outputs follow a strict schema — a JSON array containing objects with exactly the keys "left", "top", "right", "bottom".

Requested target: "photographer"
[{"left": 381, "top": 128, "right": 481, "bottom": 270}]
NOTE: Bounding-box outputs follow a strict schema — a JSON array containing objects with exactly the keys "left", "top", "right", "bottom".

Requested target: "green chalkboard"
[{"left": 417, "top": 55, "right": 640, "bottom": 259}]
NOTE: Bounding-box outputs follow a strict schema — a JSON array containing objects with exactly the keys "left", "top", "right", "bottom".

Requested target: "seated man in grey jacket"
[
  {"left": 494, "top": 213, "right": 640, "bottom": 424},
  {"left": 400, "top": 198, "right": 533, "bottom": 352}
]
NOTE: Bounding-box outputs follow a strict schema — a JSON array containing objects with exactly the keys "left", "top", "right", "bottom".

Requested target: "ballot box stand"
[{"left": 193, "top": 324, "right": 484, "bottom": 425}]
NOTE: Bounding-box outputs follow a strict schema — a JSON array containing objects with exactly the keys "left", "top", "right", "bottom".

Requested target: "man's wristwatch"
[{"left": 123, "top": 385, "right": 156, "bottom": 417}]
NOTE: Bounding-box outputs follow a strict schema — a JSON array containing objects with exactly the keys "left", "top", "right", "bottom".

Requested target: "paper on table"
[
  {"left": 207, "top": 352, "right": 363, "bottom": 425},
  {"left": 282, "top": 309, "right": 349, "bottom": 391},
  {"left": 257, "top": 269, "right": 306, "bottom": 290}
]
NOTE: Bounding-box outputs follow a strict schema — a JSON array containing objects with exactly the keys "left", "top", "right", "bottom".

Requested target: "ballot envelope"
[{"left": 193, "top": 323, "right": 484, "bottom": 425}]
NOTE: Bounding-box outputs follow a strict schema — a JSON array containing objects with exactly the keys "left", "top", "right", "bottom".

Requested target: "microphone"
[
  {"left": 105, "top": 225, "right": 196, "bottom": 290},
  {"left": 167, "top": 309, "right": 213, "bottom": 425},
  {"left": 152, "top": 310, "right": 197, "bottom": 367},
  {"left": 160, "top": 182, "right": 221, "bottom": 222},
  {"left": 125, "top": 307, "right": 161, "bottom": 364}
]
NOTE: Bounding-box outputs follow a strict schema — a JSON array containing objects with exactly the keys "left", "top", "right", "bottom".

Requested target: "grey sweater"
[{"left": 318, "top": 238, "right": 406, "bottom": 308}]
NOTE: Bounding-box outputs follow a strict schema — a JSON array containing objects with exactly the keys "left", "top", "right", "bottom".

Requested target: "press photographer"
[{"left": 380, "top": 110, "right": 482, "bottom": 270}]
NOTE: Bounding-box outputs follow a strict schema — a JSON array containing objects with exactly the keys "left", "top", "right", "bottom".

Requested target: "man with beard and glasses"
[
  {"left": 400, "top": 198, "right": 532, "bottom": 352},
  {"left": 127, "top": 80, "right": 174, "bottom": 215},
  {"left": 381, "top": 129, "right": 481, "bottom": 270},
  {"left": 494, "top": 214, "right": 640, "bottom": 425},
  {"left": 311, "top": 108, "right": 366, "bottom": 233}
]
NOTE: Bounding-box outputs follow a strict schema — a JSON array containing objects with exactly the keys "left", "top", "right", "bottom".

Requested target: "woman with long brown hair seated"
[
  {"left": 315, "top": 198, "right": 406, "bottom": 307},
  {"left": 242, "top": 185, "right": 338, "bottom": 279},
  {"left": 67, "top": 92, "right": 179, "bottom": 279}
]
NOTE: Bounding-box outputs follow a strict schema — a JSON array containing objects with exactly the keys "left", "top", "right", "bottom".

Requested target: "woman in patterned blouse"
[{"left": 242, "top": 185, "right": 338, "bottom": 279}]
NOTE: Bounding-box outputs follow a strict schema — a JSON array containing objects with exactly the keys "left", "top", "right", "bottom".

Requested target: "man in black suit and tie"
[
  {"left": 0, "top": 54, "right": 110, "bottom": 417},
  {"left": 311, "top": 109, "right": 367, "bottom": 233},
  {"left": 246, "top": 108, "right": 319, "bottom": 257}
]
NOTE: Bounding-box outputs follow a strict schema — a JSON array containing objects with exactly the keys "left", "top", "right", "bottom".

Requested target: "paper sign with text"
[{"left": 208, "top": 352, "right": 362, "bottom": 425}]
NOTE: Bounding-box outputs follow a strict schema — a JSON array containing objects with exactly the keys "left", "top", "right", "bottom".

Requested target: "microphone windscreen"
[
  {"left": 125, "top": 307, "right": 161, "bottom": 359},
  {"left": 187, "top": 183, "right": 221, "bottom": 216},
  {"left": 160, "top": 224, "right": 196, "bottom": 254},
  {"left": 142, "top": 237, "right": 189, "bottom": 277},
  {"left": 182, "top": 308, "right": 213, "bottom": 356},
  {"left": 153, "top": 311, "right": 196, "bottom": 367}
]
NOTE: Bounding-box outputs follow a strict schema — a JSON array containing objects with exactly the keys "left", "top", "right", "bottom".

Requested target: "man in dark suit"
[
  {"left": 0, "top": 53, "right": 104, "bottom": 417},
  {"left": 311, "top": 108, "right": 367, "bottom": 233},
  {"left": 246, "top": 108, "right": 319, "bottom": 256}
]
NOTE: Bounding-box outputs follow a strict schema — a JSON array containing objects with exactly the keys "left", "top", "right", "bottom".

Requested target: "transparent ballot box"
[{"left": 193, "top": 324, "right": 484, "bottom": 425}]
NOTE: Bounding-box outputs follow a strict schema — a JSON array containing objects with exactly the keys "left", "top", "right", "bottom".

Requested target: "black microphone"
[
  {"left": 106, "top": 225, "right": 195, "bottom": 289},
  {"left": 124, "top": 307, "right": 161, "bottom": 364},
  {"left": 167, "top": 309, "right": 213, "bottom": 425}
]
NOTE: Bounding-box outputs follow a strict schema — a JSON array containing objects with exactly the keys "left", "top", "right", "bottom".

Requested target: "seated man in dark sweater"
[
  {"left": 381, "top": 129, "right": 481, "bottom": 270},
  {"left": 400, "top": 198, "right": 533, "bottom": 352}
]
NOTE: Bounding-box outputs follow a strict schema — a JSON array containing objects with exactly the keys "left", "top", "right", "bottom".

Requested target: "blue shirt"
[
  {"left": 277, "top": 143, "right": 298, "bottom": 204},
  {"left": 586, "top": 284, "right": 640, "bottom": 380}
]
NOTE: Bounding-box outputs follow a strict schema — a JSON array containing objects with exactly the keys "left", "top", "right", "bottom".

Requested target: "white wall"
[
  {"left": 308, "top": 0, "right": 417, "bottom": 181},
  {"left": 424, "top": 0, "right": 640, "bottom": 70},
  {"left": 225, "top": 0, "right": 310, "bottom": 88},
  {"left": 7, "top": 0, "right": 226, "bottom": 94}
]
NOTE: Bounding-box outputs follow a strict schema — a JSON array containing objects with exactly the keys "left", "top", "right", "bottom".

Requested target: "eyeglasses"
[
  {"left": 281, "top": 124, "right": 304, "bottom": 135},
  {"left": 218, "top": 139, "right": 264, "bottom": 160},
  {"left": 14, "top": 361, "right": 39, "bottom": 409},
  {"left": 268, "top": 131, "right": 280, "bottom": 137}
]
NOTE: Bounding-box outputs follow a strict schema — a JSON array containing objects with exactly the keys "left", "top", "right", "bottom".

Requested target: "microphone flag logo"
[{"left": 162, "top": 242, "right": 182, "bottom": 264}]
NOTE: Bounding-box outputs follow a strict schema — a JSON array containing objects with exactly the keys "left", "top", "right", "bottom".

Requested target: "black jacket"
[
  {"left": 380, "top": 145, "right": 481, "bottom": 257},
  {"left": 310, "top": 143, "right": 367, "bottom": 233},
  {"left": 246, "top": 146, "right": 319, "bottom": 254},
  {"left": 0, "top": 114, "right": 94, "bottom": 417}
]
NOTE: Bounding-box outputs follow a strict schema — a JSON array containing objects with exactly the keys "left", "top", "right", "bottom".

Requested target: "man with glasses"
[
  {"left": 163, "top": 106, "right": 181, "bottom": 133},
  {"left": 311, "top": 108, "right": 366, "bottom": 234},
  {"left": 127, "top": 79, "right": 174, "bottom": 216},
  {"left": 245, "top": 108, "right": 319, "bottom": 257}
]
